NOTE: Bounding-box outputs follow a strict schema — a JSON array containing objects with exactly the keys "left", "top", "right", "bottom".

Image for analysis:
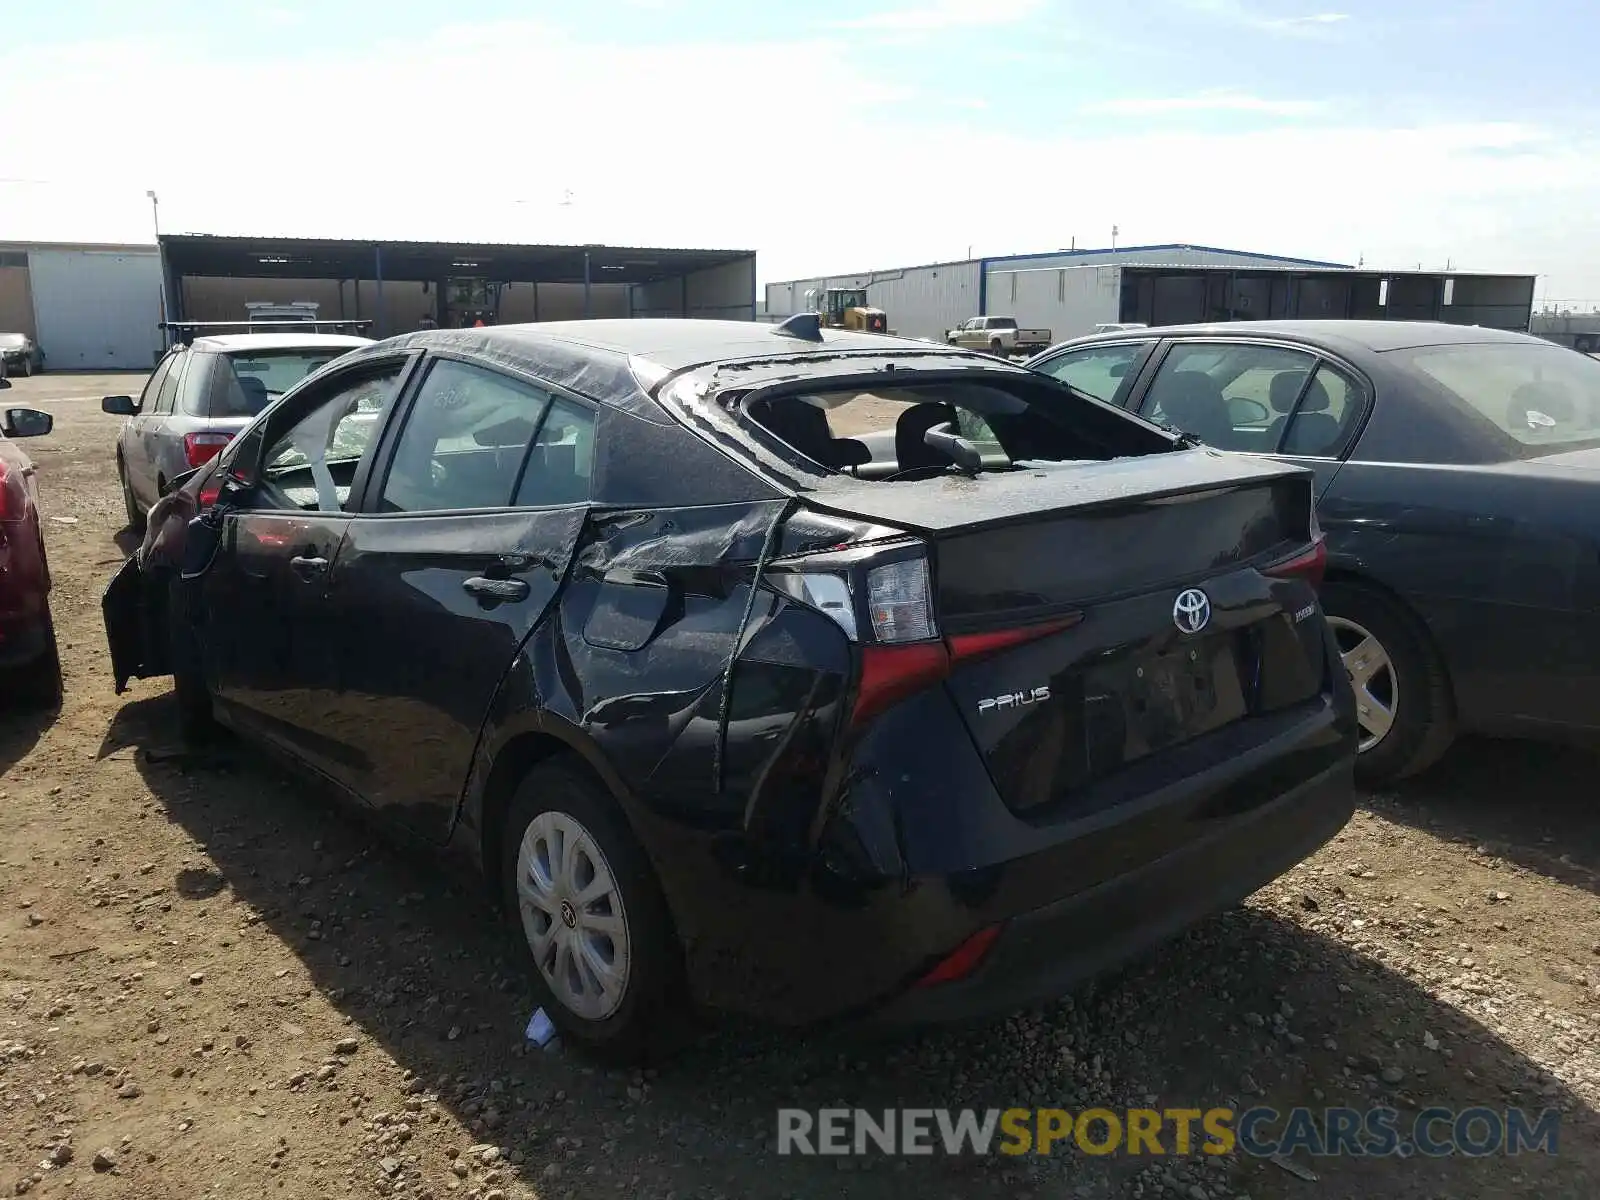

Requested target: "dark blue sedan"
[{"left": 1029, "top": 320, "right": 1600, "bottom": 786}]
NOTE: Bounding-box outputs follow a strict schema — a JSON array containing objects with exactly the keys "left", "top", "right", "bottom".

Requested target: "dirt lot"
[{"left": 3, "top": 372, "right": 1600, "bottom": 1199}]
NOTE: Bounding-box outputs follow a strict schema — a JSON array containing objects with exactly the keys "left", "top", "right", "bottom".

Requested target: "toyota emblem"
[{"left": 1173, "top": 588, "right": 1211, "bottom": 635}]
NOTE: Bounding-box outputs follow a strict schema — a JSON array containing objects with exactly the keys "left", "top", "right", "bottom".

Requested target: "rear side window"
[
  {"left": 138, "top": 355, "right": 174, "bottom": 411},
  {"left": 380, "top": 359, "right": 553, "bottom": 513},
  {"left": 514, "top": 397, "right": 595, "bottom": 507}
]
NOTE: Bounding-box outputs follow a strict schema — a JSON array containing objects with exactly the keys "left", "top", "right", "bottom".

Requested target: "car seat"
[
  {"left": 1157, "top": 372, "right": 1234, "bottom": 447},
  {"left": 893, "top": 402, "right": 960, "bottom": 472}
]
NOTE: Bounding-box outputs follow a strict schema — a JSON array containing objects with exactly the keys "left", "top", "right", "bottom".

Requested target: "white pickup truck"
[{"left": 945, "top": 315, "right": 1053, "bottom": 357}]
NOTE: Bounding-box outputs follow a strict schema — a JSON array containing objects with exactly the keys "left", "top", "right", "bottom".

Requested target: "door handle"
[
  {"left": 463, "top": 576, "right": 530, "bottom": 602},
  {"left": 290, "top": 554, "right": 329, "bottom": 581}
]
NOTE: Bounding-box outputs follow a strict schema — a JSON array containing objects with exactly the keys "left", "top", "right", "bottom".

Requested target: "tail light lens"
[
  {"left": 866, "top": 557, "right": 935, "bottom": 642},
  {"left": 1265, "top": 535, "right": 1327, "bottom": 591},
  {"left": 184, "top": 432, "right": 233, "bottom": 468},
  {"left": 767, "top": 539, "right": 1081, "bottom": 729},
  {"left": 0, "top": 460, "right": 12, "bottom": 520}
]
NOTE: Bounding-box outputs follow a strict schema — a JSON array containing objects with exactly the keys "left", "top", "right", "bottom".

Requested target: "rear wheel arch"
[
  {"left": 476, "top": 729, "right": 646, "bottom": 909},
  {"left": 1319, "top": 568, "right": 1458, "bottom": 781},
  {"left": 1321, "top": 567, "right": 1451, "bottom": 681}
]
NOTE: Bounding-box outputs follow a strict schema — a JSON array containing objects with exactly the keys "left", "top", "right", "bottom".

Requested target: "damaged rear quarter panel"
[{"left": 459, "top": 495, "right": 906, "bottom": 1014}]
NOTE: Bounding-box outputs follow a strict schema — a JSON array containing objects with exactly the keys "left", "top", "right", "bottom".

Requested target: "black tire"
[
  {"left": 19, "top": 357, "right": 31, "bottom": 378},
  {"left": 1320, "top": 580, "right": 1455, "bottom": 788},
  {"left": 166, "top": 573, "right": 217, "bottom": 744},
  {"left": 8, "top": 613, "right": 62, "bottom": 709},
  {"left": 499, "top": 759, "right": 687, "bottom": 1063},
  {"left": 119, "top": 455, "right": 145, "bottom": 534},
  {"left": 989, "top": 339, "right": 1005, "bottom": 357}
]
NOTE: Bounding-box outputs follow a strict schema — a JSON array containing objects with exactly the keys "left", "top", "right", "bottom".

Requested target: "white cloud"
[
  {"left": 1259, "top": 11, "right": 1348, "bottom": 32},
  {"left": 1081, "top": 91, "right": 1326, "bottom": 117},
  {"left": 3, "top": 21, "right": 1599, "bottom": 297},
  {"left": 834, "top": 0, "right": 1044, "bottom": 31},
  {"left": 1183, "top": 1, "right": 1350, "bottom": 37}
]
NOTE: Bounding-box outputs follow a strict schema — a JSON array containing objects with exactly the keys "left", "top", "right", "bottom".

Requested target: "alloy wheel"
[
  {"left": 1327, "top": 614, "right": 1398, "bottom": 753},
  {"left": 514, "top": 810, "right": 632, "bottom": 1021}
]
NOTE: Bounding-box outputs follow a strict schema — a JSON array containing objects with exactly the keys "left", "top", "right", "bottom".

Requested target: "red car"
[{"left": 0, "top": 382, "right": 61, "bottom": 704}]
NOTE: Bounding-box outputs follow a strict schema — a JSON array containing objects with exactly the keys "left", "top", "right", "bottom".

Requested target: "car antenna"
[{"left": 771, "top": 313, "right": 824, "bottom": 342}]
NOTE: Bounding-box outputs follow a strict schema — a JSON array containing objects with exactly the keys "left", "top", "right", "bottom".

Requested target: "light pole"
[{"left": 147, "top": 190, "right": 170, "bottom": 350}]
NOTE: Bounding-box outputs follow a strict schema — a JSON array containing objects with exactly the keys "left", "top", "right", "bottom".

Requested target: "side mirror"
[
  {"left": 224, "top": 425, "right": 268, "bottom": 492},
  {"left": 1108, "top": 362, "right": 1129, "bottom": 379},
  {"left": 101, "top": 395, "right": 138, "bottom": 416},
  {"left": 2, "top": 408, "right": 53, "bottom": 438}
]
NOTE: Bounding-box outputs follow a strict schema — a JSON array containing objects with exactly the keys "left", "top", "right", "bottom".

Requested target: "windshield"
[
  {"left": 206, "top": 349, "right": 349, "bottom": 417},
  {"left": 1393, "top": 342, "right": 1600, "bottom": 458}
]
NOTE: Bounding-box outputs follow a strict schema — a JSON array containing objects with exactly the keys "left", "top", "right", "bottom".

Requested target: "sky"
[{"left": 4, "top": 0, "right": 1600, "bottom": 300}]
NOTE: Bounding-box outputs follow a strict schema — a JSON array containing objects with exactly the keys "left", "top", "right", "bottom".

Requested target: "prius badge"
[
  {"left": 1173, "top": 588, "right": 1211, "bottom": 635},
  {"left": 977, "top": 687, "right": 1051, "bottom": 715}
]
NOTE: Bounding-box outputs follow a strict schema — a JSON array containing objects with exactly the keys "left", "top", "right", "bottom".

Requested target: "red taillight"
[
  {"left": 853, "top": 641, "right": 950, "bottom": 727},
  {"left": 851, "top": 616, "right": 1083, "bottom": 729},
  {"left": 198, "top": 479, "right": 222, "bottom": 509},
  {"left": 1265, "top": 536, "right": 1327, "bottom": 591},
  {"left": 0, "top": 460, "right": 11, "bottom": 520},
  {"left": 913, "top": 925, "right": 1001, "bottom": 988},
  {"left": 946, "top": 614, "right": 1083, "bottom": 665},
  {"left": 184, "top": 432, "right": 233, "bottom": 468}
]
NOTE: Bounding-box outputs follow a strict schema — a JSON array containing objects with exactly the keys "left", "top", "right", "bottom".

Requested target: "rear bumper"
[{"left": 870, "top": 752, "right": 1353, "bottom": 1024}]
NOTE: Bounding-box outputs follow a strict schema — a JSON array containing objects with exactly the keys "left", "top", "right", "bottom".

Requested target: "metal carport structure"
[{"left": 157, "top": 235, "right": 758, "bottom": 341}]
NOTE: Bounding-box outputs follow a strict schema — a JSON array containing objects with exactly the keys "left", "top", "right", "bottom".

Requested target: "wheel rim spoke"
[
  {"left": 1328, "top": 615, "right": 1399, "bottom": 754},
  {"left": 514, "top": 808, "right": 632, "bottom": 1021}
]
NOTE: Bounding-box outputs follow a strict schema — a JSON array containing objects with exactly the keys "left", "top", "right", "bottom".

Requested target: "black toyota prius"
[{"left": 102, "top": 316, "right": 1356, "bottom": 1061}]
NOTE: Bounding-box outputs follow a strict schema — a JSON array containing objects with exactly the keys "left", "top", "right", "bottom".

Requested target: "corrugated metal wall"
[
  {"left": 631, "top": 256, "right": 758, "bottom": 320},
  {"left": 983, "top": 246, "right": 1341, "bottom": 275},
  {"left": 29, "top": 248, "right": 163, "bottom": 369},
  {"left": 182, "top": 276, "right": 632, "bottom": 332},
  {"left": 985, "top": 266, "right": 1124, "bottom": 340},
  {"left": 763, "top": 261, "right": 981, "bottom": 341}
]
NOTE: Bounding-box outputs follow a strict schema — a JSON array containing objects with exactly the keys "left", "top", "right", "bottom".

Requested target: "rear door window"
[
  {"left": 1035, "top": 342, "right": 1152, "bottom": 405},
  {"left": 137, "top": 355, "right": 174, "bottom": 414},
  {"left": 379, "top": 359, "right": 551, "bottom": 513},
  {"left": 1139, "top": 342, "right": 1317, "bottom": 452},
  {"left": 514, "top": 397, "right": 595, "bottom": 507},
  {"left": 153, "top": 353, "right": 186, "bottom": 415},
  {"left": 1281, "top": 361, "right": 1365, "bottom": 457}
]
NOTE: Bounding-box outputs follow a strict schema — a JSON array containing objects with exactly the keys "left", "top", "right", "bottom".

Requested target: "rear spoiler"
[{"left": 162, "top": 319, "right": 374, "bottom": 345}]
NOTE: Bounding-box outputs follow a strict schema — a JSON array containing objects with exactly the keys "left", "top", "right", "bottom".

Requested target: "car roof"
[
  {"left": 190, "top": 333, "right": 375, "bottom": 353},
  {"left": 1053, "top": 320, "right": 1544, "bottom": 354},
  {"left": 360, "top": 319, "right": 988, "bottom": 417},
  {"left": 459, "top": 319, "right": 942, "bottom": 368}
]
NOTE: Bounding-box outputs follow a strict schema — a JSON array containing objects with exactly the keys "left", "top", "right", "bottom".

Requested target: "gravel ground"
[{"left": 2, "top": 372, "right": 1598, "bottom": 1199}]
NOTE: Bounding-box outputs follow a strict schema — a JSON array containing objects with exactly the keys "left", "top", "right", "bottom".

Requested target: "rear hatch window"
[
  {"left": 735, "top": 374, "right": 1176, "bottom": 480},
  {"left": 197, "top": 349, "right": 350, "bottom": 418}
]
